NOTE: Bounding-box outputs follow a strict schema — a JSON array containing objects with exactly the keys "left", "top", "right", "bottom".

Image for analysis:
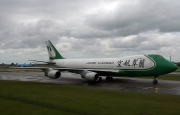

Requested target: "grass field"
[
  {"left": 135, "top": 74, "right": 180, "bottom": 81},
  {"left": 159, "top": 74, "right": 180, "bottom": 81},
  {"left": 0, "top": 80, "right": 180, "bottom": 115}
]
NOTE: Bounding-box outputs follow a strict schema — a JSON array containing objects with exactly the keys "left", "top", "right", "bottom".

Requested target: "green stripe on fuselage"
[
  {"left": 118, "top": 54, "right": 177, "bottom": 77},
  {"left": 145, "top": 54, "right": 177, "bottom": 76}
]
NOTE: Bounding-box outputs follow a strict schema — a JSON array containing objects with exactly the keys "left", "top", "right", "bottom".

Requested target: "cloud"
[
  {"left": 0, "top": 0, "right": 180, "bottom": 63},
  {"left": 85, "top": 0, "right": 180, "bottom": 36}
]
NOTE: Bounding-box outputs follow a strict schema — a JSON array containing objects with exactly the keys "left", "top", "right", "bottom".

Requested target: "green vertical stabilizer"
[{"left": 45, "top": 40, "right": 64, "bottom": 60}]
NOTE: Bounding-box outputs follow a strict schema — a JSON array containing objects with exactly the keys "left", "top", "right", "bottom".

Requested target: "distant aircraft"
[
  {"left": 16, "top": 63, "right": 33, "bottom": 67},
  {"left": 11, "top": 40, "right": 178, "bottom": 84}
]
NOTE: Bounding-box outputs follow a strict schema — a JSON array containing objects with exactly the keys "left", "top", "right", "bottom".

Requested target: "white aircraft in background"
[{"left": 11, "top": 40, "right": 178, "bottom": 84}]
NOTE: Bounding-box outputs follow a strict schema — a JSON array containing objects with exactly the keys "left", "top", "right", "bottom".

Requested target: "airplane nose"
[{"left": 171, "top": 63, "right": 178, "bottom": 72}]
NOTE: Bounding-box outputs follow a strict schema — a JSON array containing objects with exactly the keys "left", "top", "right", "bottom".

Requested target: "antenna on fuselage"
[{"left": 170, "top": 56, "right": 171, "bottom": 62}]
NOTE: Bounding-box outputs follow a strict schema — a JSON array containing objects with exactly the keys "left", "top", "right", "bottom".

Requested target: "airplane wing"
[{"left": 9, "top": 67, "right": 120, "bottom": 75}]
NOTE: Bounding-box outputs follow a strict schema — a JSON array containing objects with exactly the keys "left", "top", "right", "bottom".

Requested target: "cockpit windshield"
[
  {"left": 148, "top": 54, "right": 165, "bottom": 60},
  {"left": 157, "top": 55, "right": 164, "bottom": 59}
]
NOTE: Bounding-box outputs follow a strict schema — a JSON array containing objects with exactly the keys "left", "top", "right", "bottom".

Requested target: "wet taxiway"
[{"left": 0, "top": 72, "right": 180, "bottom": 95}]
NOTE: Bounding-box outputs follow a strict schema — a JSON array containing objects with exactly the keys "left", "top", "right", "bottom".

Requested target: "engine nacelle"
[
  {"left": 84, "top": 72, "right": 99, "bottom": 81},
  {"left": 47, "top": 70, "right": 61, "bottom": 79}
]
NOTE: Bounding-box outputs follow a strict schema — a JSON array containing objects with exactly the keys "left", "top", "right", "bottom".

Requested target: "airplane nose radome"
[{"left": 172, "top": 63, "right": 178, "bottom": 72}]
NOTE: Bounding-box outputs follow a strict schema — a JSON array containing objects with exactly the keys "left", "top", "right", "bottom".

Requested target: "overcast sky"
[{"left": 1, "top": 0, "right": 180, "bottom": 64}]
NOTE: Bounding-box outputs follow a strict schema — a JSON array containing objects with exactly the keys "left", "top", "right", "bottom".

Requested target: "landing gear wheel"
[
  {"left": 98, "top": 77, "right": 102, "bottom": 82},
  {"left": 153, "top": 79, "right": 158, "bottom": 84},
  {"left": 106, "top": 76, "right": 113, "bottom": 81},
  {"left": 152, "top": 76, "right": 158, "bottom": 85}
]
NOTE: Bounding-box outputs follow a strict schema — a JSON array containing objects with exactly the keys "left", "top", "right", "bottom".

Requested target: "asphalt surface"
[{"left": 0, "top": 72, "right": 180, "bottom": 95}]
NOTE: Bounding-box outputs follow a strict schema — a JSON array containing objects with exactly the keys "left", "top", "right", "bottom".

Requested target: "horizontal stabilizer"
[{"left": 29, "top": 60, "right": 56, "bottom": 64}]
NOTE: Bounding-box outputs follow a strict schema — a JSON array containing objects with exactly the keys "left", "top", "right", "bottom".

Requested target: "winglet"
[{"left": 45, "top": 40, "right": 64, "bottom": 60}]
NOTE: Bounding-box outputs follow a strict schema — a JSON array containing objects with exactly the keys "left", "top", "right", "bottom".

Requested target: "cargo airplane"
[{"left": 11, "top": 40, "right": 178, "bottom": 84}]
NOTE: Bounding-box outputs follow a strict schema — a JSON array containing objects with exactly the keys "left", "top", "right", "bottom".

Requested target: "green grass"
[
  {"left": 0, "top": 98, "right": 73, "bottom": 115},
  {"left": 0, "top": 80, "right": 180, "bottom": 115},
  {"left": 136, "top": 74, "right": 180, "bottom": 81},
  {"left": 159, "top": 74, "right": 180, "bottom": 81}
]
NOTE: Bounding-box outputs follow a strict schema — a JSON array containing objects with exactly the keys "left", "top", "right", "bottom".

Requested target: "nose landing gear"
[{"left": 153, "top": 76, "right": 158, "bottom": 85}]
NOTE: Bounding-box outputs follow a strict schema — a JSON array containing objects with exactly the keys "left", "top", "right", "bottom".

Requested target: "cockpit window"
[
  {"left": 157, "top": 55, "right": 164, "bottom": 59},
  {"left": 148, "top": 54, "right": 165, "bottom": 59}
]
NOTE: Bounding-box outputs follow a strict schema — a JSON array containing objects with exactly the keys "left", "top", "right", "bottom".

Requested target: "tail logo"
[{"left": 47, "top": 43, "right": 56, "bottom": 58}]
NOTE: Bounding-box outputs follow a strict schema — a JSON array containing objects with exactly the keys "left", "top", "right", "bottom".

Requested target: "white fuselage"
[{"left": 53, "top": 54, "right": 155, "bottom": 70}]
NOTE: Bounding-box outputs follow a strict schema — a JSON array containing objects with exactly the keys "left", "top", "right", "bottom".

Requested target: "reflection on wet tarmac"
[{"left": 0, "top": 72, "right": 180, "bottom": 95}]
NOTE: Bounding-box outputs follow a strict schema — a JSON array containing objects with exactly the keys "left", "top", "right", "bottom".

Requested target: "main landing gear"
[
  {"left": 153, "top": 76, "right": 158, "bottom": 85},
  {"left": 98, "top": 77, "right": 102, "bottom": 82},
  {"left": 106, "top": 76, "right": 113, "bottom": 81}
]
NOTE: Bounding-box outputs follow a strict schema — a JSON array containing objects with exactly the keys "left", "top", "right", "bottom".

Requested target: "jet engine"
[
  {"left": 47, "top": 70, "right": 61, "bottom": 79},
  {"left": 84, "top": 72, "right": 99, "bottom": 81}
]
